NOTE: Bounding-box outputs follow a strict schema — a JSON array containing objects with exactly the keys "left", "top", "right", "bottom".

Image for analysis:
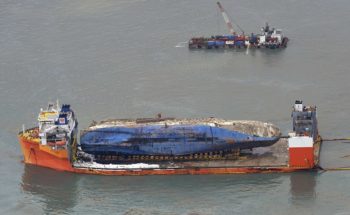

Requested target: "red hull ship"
[{"left": 19, "top": 100, "right": 321, "bottom": 175}]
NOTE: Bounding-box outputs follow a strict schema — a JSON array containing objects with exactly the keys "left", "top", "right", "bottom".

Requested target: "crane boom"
[{"left": 217, "top": 1, "right": 235, "bottom": 35}]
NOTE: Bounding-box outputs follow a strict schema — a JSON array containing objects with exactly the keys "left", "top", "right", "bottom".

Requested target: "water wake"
[{"left": 175, "top": 41, "right": 187, "bottom": 48}]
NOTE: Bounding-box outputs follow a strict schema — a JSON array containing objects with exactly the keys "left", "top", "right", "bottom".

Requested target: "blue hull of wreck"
[{"left": 80, "top": 125, "right": 279, "bottom": 156}]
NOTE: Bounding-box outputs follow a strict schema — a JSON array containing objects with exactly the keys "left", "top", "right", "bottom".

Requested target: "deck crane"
[
  {"left": 216, "top": 2, "right": 245, "bottom": 36},
  {"left": 216, "top": 2, "right": 235, "bottom": 35}
]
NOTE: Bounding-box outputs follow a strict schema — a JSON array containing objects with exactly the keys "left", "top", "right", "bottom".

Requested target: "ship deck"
[
  {"left": 170, "top": 138, "right": 290, "bottom": 168},
  {"left": 73, "top": 137, "right": 321, "bottom": 171},
  {"left": 19, "top": 128, "right": 322, "bottom": 175}
]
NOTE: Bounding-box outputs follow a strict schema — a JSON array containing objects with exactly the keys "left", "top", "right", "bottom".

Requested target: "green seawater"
[{"left": 1, "top": 0, "right": 350, "bottom": 214}]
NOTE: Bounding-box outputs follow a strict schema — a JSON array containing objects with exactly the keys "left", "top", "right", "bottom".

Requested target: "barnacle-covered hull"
[{"left": 80, "top": 119, "right": 281, "bottom": 156}]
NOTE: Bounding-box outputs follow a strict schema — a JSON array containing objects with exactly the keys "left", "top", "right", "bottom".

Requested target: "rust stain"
[{"left": 226, "top": 138, "right": 235, "bottom": 144}]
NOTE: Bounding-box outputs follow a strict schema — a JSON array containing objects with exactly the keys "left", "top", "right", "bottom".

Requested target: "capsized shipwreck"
[
  {"left": 18, "top": 100, "right": 321, "bottom": 175},
  {"left": 80, "top": 118, "right": 281, "bottom": 163}
]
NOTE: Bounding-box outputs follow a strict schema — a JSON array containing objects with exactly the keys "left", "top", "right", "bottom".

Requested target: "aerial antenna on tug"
[{"left": 56, "top": 99, "right": 60, "bottom": 110}]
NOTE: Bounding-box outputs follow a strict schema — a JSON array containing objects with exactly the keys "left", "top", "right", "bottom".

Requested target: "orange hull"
[
  {"left": 289, "top": 147, "right": 315, "bottom": 168},
  {"left": 19, "top": 135, "right": 74, "bottom": 172},
  {"left": 72, "top": 166, "right": 308, "bottom": 176},
  {"left": 18, "top": 132, "right": 314, "bottom": 176}
]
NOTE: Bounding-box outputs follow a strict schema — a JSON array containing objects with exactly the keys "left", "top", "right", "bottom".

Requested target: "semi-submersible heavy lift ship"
[
  {"left": 188, "top": 2, "right": 289, "bottom": 50},
  {"left": 18, "top": 100, "right": 321, "bottom": 175}
]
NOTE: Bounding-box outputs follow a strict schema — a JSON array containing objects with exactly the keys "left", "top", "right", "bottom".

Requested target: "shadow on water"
[
  {"left": 258, "top": 48, "right": 288, "bottom": 67},
  {"left": 21, "top": 165, "right": 80, "bottom": 214},
  {"left": 78, "top": 173, "right": 284, "bottom": 215},
  {"left": 20, "top": 165, "right": 285, "bottom": 215},
  {"left": 77, "top": 172, "right": 284, "bottom": 192},
  {"left": 289, "top": 171, "right": 317, "bottom": 204}
]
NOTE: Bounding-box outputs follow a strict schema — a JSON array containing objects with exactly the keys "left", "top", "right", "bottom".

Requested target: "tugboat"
[{"left": 188, "top": 2, "right": 289, "bottom": 49}]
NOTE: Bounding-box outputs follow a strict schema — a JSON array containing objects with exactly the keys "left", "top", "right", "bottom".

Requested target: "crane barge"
[{"left": 188, "top": 2, "right": 289, "bottom": 50}]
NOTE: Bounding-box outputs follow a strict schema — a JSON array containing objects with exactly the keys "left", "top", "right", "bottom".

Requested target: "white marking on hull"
[{"left": 288, "top": 136, "right": 313, "bottom": 148}]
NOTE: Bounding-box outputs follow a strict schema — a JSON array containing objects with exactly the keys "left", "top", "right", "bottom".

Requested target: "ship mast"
[{"left": 216, "top": 1, "right": 235, "bottom": 35}]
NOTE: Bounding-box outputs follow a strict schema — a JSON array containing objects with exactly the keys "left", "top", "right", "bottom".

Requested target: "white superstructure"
[{"left": 38, "top": 102, "right": 77, "bottom": 148}]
